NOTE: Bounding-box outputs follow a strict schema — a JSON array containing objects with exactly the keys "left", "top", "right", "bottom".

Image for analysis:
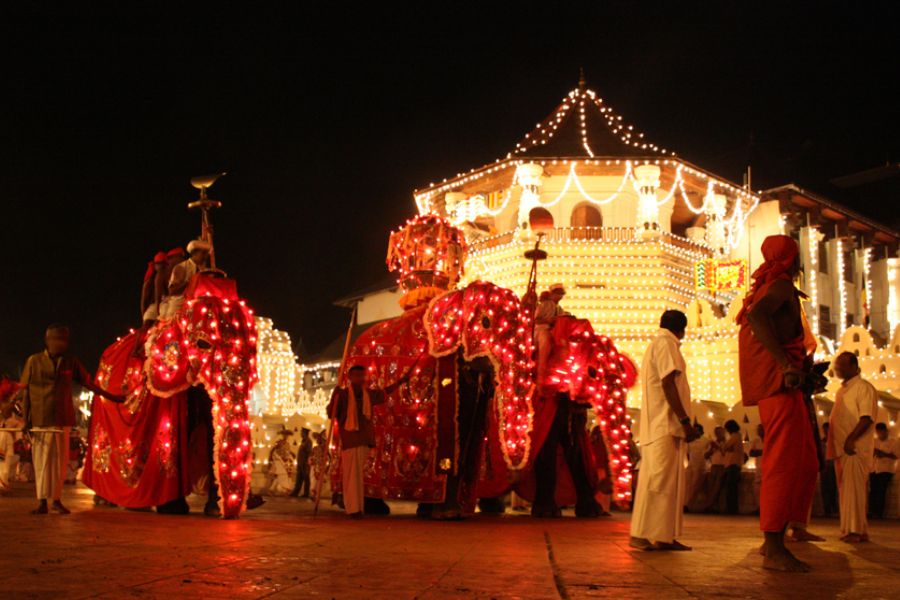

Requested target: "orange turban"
[{"left": 736, "top": 235, "right": 800, "bottom": 324}]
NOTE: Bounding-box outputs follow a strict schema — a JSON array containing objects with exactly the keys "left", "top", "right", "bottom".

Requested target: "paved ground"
[{"left": 3, "top": 483, "right": 899, "bottom": 599}]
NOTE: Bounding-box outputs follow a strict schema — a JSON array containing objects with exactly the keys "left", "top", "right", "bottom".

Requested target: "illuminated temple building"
[
  {"left": 252, "top": 77, "right": 900, "bottom": 460},
  {"left": 403, "top": 77, "right": 900, "bottom": 425}
]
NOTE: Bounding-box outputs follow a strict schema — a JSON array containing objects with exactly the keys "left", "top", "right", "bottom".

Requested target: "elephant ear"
[
  {"left": 424, "top": 281, "right": 535, "bottom": 470},
  {"left": 145, "top": 319, "right": 191, "bottom": 398},
  {"left": 618, "top": 353, "right": 638, "bottom": 389}
]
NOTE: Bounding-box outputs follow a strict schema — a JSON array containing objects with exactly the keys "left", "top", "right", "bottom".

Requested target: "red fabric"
[
  {"left": 736, "top": 234, "right": 799, "bottom": 324},
  {"left": 477, "top": 316, "right": 636, "bottom": 506},
  {"left": 166, "top": 248, "right": 184, "bottom": 259},
  {"left": 758, "top": 389, "right": 818, "bottom": 531},
  {"left": 737, "top": 278, "right": 808, "bottom": 407},
  {"left": 82, "top": 391, "right": 190, "bottom": 508},
  {"left": 86, "top": 275, "right": 258, "bottom": 518},
  {"left": 331, "top": 305, "right": 444, "bottom": 502}
]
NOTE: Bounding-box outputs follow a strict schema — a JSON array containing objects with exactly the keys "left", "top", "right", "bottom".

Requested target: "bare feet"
[
  {"left": 790, "top": 528, "right": 825, "bottom": 542},
  {"left": 51, "top": 500, "right": 71, "bottom": 515},
  {"left": 763, "top": 547, "right": 811, "bottom": 572}
]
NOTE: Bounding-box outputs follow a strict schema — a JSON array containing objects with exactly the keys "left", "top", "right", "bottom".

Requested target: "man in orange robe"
[{"left": 737, "top": 235, "right": 818, "bottom": 572}]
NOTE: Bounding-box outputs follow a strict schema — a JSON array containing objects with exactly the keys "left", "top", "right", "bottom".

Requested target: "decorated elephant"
[
  {"left": 328, "top": 215, "right": 535, "bottom": 518},
  {"left": 328, "top": 213, "right": 636, "bottom": 519},
  {"left": 83, "top": 275, "right": 258, "bottom": 519},
  {"left": 477, "top": 314, "right": 637, "bottom": 516}
]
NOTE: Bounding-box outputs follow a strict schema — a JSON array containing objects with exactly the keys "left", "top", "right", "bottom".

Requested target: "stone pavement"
[{"left": 2, "top": 483, "right": 899, "bottom": 599}]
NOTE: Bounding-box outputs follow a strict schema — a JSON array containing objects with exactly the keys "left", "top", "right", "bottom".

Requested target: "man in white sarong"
[
  {"left": 828, "top": 351, "right": 877, "bottom": 543},
  {"left": 266, "top": 429, "right": 297, "bottom": 495},
  {"left": 20, "top": 325, "right": 91, "bottom": 515},
  {"left": 630, "top": 310, "right": 698, "bottom": 551}
]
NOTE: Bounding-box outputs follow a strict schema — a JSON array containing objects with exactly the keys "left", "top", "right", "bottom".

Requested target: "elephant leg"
[
  {"left": 477, "top": 496, "right": 506, "bottom": 514},
  {"left": 532, "top": 393, "right": 563, "bottom": 518},
  {"left": 433, "top": 357, "right": 492, "bottom": 520},
  {"left": 561, "top": 400, "right": 601, "bottom": 518},
  {"left": 364, "top": 497, "right": 391, "bottom": 515},
  {"left": 156, "top": 497, "right": 190, "bottom": 515},
  {"left": 188, "top": 387, "right": 221, "bottom": 516}
]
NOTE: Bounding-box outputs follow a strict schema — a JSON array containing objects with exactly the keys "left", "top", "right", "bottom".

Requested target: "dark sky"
[{"left": 2, "top": 4, "right": 898, "bottom": 374}]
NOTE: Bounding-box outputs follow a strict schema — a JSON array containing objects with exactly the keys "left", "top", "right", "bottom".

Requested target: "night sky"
[{"left": 2, "top": 4, "right": 898, "bottom": 374}]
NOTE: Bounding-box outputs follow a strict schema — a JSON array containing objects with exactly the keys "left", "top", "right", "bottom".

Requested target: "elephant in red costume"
[
  {"left": 330, "top": 280, "right": 535, "bottom": 519},
  {"left": 83, "top": 275, "right": 258, "bottom": 518},
  {"left": 327, "top": 213, "right": 635, "bottom": 518},
  {"left": 477, "top": 314, "right": 637, "bottom": 516}
]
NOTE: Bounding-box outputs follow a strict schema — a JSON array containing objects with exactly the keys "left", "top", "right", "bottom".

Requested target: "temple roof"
[{"left": 511, "top": 74, "right": 673, "bottom": 159}]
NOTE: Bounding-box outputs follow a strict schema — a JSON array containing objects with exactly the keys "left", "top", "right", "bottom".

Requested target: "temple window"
[{"left": 570, "top": 202, "right": 603, "bottom": 227}]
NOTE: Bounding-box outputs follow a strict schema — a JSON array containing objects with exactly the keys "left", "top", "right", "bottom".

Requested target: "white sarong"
[
  {"left": 630, "top": 435, "right": 686, "bottom": 544},
  {"left": 837, "top": 454, "right": 869, "bottom": 536}
]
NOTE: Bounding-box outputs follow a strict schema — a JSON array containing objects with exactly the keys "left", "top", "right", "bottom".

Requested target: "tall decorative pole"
[
  {"left": 188, "top": 172, "right": 226, "bottom": 270},
  {"left": 523, "top": 233, "right": 548, "bottom": 340}
]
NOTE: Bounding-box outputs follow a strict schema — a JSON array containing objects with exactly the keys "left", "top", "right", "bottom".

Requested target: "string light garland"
[
  {"left": 145, "top": 289, "right": 258, "bottom": 518},
  {"left": 425, "top": 281, "right": 535, "bottom": 469},
  {"left": 806, "top": 226, "right": 821, "bottom": 337},
  {"left": 836, "top": 238, "right": 848, "bottom": 338},
  {"left": 541, "top": 316, "right": 637, "bottom": 503}
]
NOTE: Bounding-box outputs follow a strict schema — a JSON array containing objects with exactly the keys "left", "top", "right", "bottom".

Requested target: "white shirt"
[
  {"left": 169, "top": 258, "right": 199, "bottom": 294},
  {"left": 687, "top": 437, "right": 709, "bottom": 469},
  {"left": 829, "top": 374, "right": 878, "bottom": 464},
  {"left": 709, "top": 441, "right": 726, "bottom": 466},
  {"left": 874, "top": 437, "right": 899, "bottom": 474},
  {"left": 640, "top": 328, "right": 691, "bottom": 445}
]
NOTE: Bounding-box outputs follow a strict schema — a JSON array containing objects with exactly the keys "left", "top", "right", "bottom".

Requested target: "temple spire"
[{"left": 578, "top": 66, "right": 586, "bottom": 89}]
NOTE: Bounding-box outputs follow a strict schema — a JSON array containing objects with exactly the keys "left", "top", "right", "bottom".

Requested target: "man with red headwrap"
[
  {"left": 737, "top": 234, "right": 818, "bottom": 572},
  {"left": 131, "top": 251, "right": 167, "bottom": 357}
]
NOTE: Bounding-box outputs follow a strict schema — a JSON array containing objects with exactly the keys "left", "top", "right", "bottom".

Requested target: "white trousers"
[
  {"left": 837, "top": 454, "right": 869, "bottom": 536},
  {"left": 630, "top": 435, "right": 686, "bottom": 544},
  {"left": 341, "top": 445, "right": 368, "bottom": 514},
  {"left": 32, "top": 430, "right": 65, "bottom": 501},
  {"left": 0, "top": 432, "right": 18, "bottom": 491}
]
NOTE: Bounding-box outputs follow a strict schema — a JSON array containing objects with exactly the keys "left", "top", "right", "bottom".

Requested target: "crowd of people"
[
  {"left": 628, "top": 234, "right": 900, "bottom": 572},
  {"left": 1, "top": 233, "right": 899, "bottom": 575}
]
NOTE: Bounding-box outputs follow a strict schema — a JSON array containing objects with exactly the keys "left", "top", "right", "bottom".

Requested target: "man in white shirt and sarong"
[
  {"left": 828, "top": 351, "right": 877, "bottom": 543},
  {"left": 630, "top": 310, "right": 698, "bottom": 551}
]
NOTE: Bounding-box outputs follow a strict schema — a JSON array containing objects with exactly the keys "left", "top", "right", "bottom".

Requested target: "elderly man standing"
[
  {"left": 630, "top": 310, "right": 698, "bottom": 551},
  {"left": 327, "top": 365, "right": 412, "bottom": 517},
  {"left": 20, "top": 325, "right": 91, "bottom": 515},
  {"left": 738, "top": 234, "right": 819, "bottom": 572},
  {"left": 828, "top": 351, "right": 877, "bottom": 543}
]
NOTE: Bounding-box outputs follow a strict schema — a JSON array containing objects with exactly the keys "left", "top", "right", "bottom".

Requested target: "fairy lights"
[
  {"left": 145, "top": 291, "right": 258, "bottom": 518},
  {"left": 836, "top": 238, "right": 848, "bottom": 339},
  {"left": 806, "top": 226, "right": 821, "bottom": 337},
  {"left": 513, "top": 85, "right": 670, "bottom": 157}
]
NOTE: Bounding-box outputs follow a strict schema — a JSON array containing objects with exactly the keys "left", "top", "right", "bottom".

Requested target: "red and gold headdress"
[{"left": 386, "top": 214, "right": 468, "bottom": 309}]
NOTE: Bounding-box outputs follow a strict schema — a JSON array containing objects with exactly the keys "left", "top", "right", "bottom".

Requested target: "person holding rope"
[{"left": 326, "top": 364, "right": 413, "bottom": 518}]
